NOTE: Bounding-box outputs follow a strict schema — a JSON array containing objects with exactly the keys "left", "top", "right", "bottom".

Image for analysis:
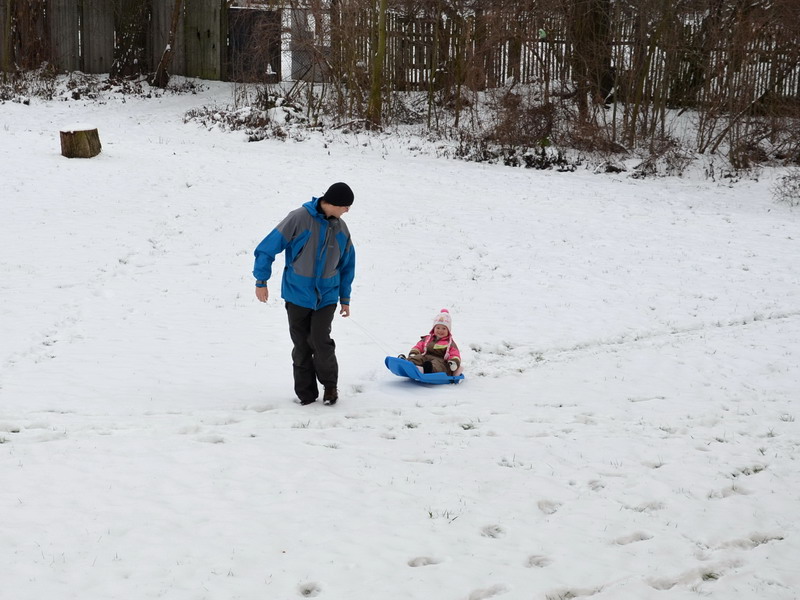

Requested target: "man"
[{"left": 253, "top": 182, "right": 355, "bottom": 406}]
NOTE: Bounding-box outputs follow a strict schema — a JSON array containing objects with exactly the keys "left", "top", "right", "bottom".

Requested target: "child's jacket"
[{"left": 412, "top": 331, "right": 461, "bottom": 365}]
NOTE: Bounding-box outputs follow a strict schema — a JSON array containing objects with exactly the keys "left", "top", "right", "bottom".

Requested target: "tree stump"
[{"left": 60, "top": 126, "right": 102, "bottom": 158}]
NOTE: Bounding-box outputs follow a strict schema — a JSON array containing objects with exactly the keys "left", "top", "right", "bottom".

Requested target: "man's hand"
[
  {"left": 339, "top": 304, "right": 350, "bottom": 317},
  {"left": 255, "top": 286, "right": 269, "bottom": 303}
]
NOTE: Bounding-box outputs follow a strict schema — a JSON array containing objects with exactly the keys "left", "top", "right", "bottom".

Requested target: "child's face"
[{"left": 433, "top": 324, "right": 449, "bottom": 338}]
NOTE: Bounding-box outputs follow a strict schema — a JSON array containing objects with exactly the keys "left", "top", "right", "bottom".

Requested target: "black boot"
[
  {"left": 323, "top": 386, "right": 338, "bottom": 405},
  {"left": 422, "top": 360, "right": 433, "bottom": 374}
]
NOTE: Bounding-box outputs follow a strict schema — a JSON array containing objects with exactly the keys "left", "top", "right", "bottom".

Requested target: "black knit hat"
[{"left": 320, "top": 182, "right": 354, "bottom": 206}]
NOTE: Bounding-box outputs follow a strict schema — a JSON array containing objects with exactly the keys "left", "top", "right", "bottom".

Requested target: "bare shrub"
[
  {"left": 27, "top": 62, "right": 56, "bottom": 98},
  {"left": 453, "top": 130, "right": 500, "bottom": 164},
  {"left": 184, "top": 92, "right": 307, "bottom": 142},
  {"left": 771, "top": 169, "right": 800, "bottom": 207},
  {"left": 489, "top": 92, "right": 555, "bottom": 150},
  {"left": 453, "top": 126, "right": 578, "bottom": 172},
  {"left": 0, "top": 62, "right": 57, "bottom": 101},
  {"left": 384, "top": 92, "right": 428, "bottom": 126},
  {"left": 65, "top": 72, "right": 103, "bottom": 100},
  {"left": 632, "top": 135, "right": 694, "bottom": 178},
  {"left": 565, "top": 119, "right": 626, "bottom": 155}
]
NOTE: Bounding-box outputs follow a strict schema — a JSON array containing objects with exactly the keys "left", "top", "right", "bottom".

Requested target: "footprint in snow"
[
  {"left": 614, "top": 531, "right": 653, "bottom": 545},
  {"left": 707, "top": 484, "right": 751, "bottom": 499},
  {"left": 481, "top": 524, "right": 505, "bottom": 538},
  {"left": 543, "top": 586, "right": 601, "bottom": 599},
  {"left": 731, "top": 464, "right": 767, "bottom": 477},
  {"left": 587, "top": 479, "right": 605, "bottom": 491},
  {"left": 648, "top": 560, "right": 739, "bottom": 591},
  {"left": 298, "top": 581, "right": 321, "bottom": 597},
  {"left": 537, "top": 500, "right": 561, "bottom": 515},
  {"left": 525, "top": 554, "right": 552, "bottom": 568},
  {"left": 408, "top": 556, "right": 441, "bottom": 567},
  {"left": 717, "top": 532, "right": 783, "bottom": 550},
  {"left": 248, "top": 404, "right": 277, "bottom": 413},
  {"left": 0, "top": 422, "right": 22, "bottom": 434},
  {"left": 468, "top": 583, "right": 509, "bottom": 600},
  {"left": 624, "top": 501, "right": 665, "bottom": 513}
]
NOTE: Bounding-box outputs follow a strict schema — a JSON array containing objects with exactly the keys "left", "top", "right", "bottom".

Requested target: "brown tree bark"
[
  {"left": 60, "top": 127, "right": 102, "bottom": 158},
  {"left": 1, "top": 0, "right": 12, "bottom": 78},
  {"left": 366, "top": 0, "right": 388, "bottom": 128},
  {"left": 566, "top": 0, "right": 612, "bottom": 119}
]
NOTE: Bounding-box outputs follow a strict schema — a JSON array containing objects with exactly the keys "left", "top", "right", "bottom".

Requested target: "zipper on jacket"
[{"left": 314, "top": 218, "right": 329, "bottom": 308}]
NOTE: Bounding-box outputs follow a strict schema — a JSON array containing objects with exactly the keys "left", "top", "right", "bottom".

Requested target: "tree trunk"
[
  {"left": 150, "top": 0, "right": 183, "bottom": 88},
  {"left": 567, "top": 0, "right": 612, "bottom": 119},
  {"left": 366, "top": 0, "right": 388, "bottom": 128},
  {"left": 60, "top": 127, "right": 102, "bottom": 158},
  {"left": 2, "top": 0, "right": 12, "bottom": 78},
  {"left": 111, "top": 0, "right": 149, "bottom": 79}
]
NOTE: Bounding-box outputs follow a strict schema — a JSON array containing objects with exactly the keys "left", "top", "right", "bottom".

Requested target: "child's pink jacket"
[{"left": 412, "top": 331, "right": 462, "bottom": 365}]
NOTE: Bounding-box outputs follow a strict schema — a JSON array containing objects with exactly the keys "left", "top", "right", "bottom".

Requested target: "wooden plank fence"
[
  {"left": 0, "top": 0, "right": 220, "bottom": 77},
  {"left": 48, "top": 0, "right": 79, "bottom": 73},
  {"left": 82, "top": 0, "right": 115, "bottom": 74},
  {"left": 185, "top": 0, "right": 225, "bottom": 80},
  {"left": 1, "top": 0, "right": 798, "bottom": 107}
]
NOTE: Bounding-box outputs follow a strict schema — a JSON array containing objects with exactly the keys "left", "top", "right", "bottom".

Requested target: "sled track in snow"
[{"left": 470, "top": 308, "right": 800, "bottom": 377}]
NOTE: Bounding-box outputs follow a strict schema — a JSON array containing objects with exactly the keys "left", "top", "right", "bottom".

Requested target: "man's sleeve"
[
  {"left": 253, "top": 228, "right": 289, "bottom": 283},
  {"left": 338, "top": 236, "right": 355, "bottom": 305},
  {"left": 253, "top": 210, "right": 301, "bottom": 283}
]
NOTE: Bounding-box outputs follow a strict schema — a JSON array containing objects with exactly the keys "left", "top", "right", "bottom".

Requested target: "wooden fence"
[
  {"left": 2, "top": 1, "right": 798, "bottom": 108},
  {"left": 1, "top": 0, "right": 229, "bottom": 79}
]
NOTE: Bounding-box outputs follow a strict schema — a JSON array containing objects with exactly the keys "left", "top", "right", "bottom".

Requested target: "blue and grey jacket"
[{"left": 253, "top": 198, "right": 355, "bottom": 310}]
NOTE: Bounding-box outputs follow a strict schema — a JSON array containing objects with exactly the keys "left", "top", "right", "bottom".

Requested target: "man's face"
[
  {"left": 322, "top": 201, "right": 350, "bottom": 219},
  {"left": 330, "top": 204, "right": 350, "bottom": 218}
]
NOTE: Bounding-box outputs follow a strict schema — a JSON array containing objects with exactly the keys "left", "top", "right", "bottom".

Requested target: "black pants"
[{"left": 285, "top": 302, "right": 338, "bottom": 402}]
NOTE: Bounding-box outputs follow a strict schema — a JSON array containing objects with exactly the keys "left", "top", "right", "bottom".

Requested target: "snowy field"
[{"left": 1, "top": 81, "right": 799, "bottom": 600}]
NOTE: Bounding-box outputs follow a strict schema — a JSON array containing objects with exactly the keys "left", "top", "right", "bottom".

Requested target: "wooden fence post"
[
  {"left": 48, "top": 0, "right": 80, "bottom": 72},
  {"left": 82, "top": 0, "right": 115, "bottom": 73},
  {"left": 184, "top": 0, "right": 222, "bottom": 80}
]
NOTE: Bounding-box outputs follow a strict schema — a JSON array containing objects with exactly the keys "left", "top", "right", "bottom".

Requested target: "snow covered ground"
[{"left": 1, "top": 81, "right": 799, "bottom": 600}]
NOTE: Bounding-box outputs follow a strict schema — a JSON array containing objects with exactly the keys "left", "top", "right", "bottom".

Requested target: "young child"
[{"left": 401, "top": 309, "right": 462, "bottom": 375}]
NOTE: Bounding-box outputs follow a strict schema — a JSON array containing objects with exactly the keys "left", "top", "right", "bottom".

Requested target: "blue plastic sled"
[{"left": 385, "top": 356, "right": 464, "bottom": 384}]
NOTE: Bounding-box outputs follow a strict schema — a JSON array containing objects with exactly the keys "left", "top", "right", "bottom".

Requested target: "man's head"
[
  {"left": 319, "top": 182, "right": 354, "bottom": 219},
  {"left": 321, "top": 182, "right": 354, "bottom": 206}
]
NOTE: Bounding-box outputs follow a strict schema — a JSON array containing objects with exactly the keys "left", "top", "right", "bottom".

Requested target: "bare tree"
[{"left": 366, "top": 0, "right": 388, "bottom": 126}]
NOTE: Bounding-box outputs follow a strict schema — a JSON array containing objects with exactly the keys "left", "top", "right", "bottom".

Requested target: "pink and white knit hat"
[{"left": 432, "top": 308, "right": 452, "bottom": 332}]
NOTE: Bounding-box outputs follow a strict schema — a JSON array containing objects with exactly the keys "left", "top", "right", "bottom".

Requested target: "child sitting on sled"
[{"left": 400, "top": 309, "right": 462, "bottom": 376}]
